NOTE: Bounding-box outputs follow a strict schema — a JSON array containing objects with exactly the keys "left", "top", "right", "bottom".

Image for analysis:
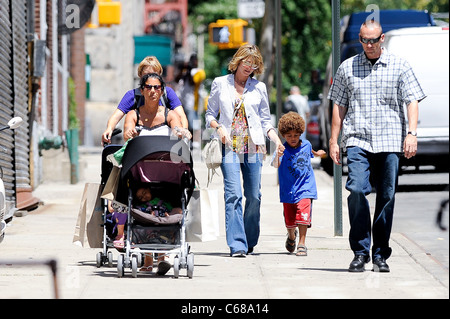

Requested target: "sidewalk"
[{"left": 1, "top": 147, "right": 448, "bottom": 299}]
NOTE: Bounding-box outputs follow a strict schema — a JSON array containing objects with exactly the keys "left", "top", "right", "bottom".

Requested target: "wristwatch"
[
  {"left": 216, "top": 124, "right": 222, "bottom": 131},
  {"left": 408, "top": 131, "right": 417, "bottom": 136}
]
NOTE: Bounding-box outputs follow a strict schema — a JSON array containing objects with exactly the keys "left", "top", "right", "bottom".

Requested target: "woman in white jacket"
[{"left": 206, "top": 44, "right": 284, "bottom": 257}]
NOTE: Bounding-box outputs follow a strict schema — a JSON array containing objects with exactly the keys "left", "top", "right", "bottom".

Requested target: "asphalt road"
[{"left": 393, "top": 171, "right": 449, "bottom": 270}]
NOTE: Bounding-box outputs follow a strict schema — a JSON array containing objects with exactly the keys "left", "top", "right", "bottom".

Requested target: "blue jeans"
[
  {"left": 221, "top": 148, "right": 263, "bottom": 255},
  {"left": 345, "top": 147, "right": 400, "bottom": 260}
]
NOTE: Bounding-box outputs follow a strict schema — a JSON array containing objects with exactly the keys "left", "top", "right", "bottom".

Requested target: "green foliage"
[
  {"left": 189, "top": 0, "right": 448, "bottom": 97},
  {"left": 280, "top": 0, "right": 332, "bottom": 96},
  {"left": 340, "top": 0, "right": 449, "bottom": 16},
  {"left": 68, "top": 77, "right": 80, "bottom": 130}
]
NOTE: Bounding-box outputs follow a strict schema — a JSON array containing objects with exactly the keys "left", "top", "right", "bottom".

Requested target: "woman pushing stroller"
[
  {"left": 110, "top": 72, "right": 191, "bottom": 275},
  {"left": 123, "top": 73, "right": 191, "bottom": 141}
]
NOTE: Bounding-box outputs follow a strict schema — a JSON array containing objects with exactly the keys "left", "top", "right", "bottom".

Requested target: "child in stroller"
[{"left": 111, "top": 185, "right": 182, "bottom": 275}]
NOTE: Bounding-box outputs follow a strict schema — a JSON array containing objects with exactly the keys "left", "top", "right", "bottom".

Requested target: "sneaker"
[{"left": 231, "top": 250, "right": 246, "bottom": 258}]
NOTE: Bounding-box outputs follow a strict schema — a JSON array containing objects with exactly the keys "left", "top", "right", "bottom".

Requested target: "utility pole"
[
  {"left": 332, "top": 0, "right": 343, "bottom": 237},
  {"left": 275, "top": 0, "right": 282, "bottom": 125}
]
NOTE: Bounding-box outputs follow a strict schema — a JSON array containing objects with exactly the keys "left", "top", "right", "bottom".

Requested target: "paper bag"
[
  {"left": 186, "top": 189, "right": 220, "bottom": 242},
  {"left": 101, "top": 166, "right": 120, "bottom": 201},
  {"left": 73, "top": 183, "right": 103, "bottom": 248}
]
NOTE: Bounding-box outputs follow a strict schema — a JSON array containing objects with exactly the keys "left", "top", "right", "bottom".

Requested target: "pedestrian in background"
[
  {"left": 272, "top": 112, "right": 326, "bottom": 256},
  {"left": 284, "top": 86, "right": 310, "bottom": 140},
  {"left": 205, "top": 44, "right": 284, "bottom": 257},
  {"left": 328, "top": 20, "right": 426, "bottom": 272}
]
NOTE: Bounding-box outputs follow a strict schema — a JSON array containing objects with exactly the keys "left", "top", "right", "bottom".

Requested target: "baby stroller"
[
  {"left": 95, "top": 129, "right": 123, "bottom": 268},
  {"left": 113, "top": 135, "right": 195, "bottom": 278}
]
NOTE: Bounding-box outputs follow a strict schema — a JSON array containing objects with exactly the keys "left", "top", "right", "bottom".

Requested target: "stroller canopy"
[{"left": 120, "top": 135, "right": 193, "bottom": 186}]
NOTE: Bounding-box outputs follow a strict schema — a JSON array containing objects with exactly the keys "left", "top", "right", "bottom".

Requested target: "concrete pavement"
[{"left": 0, "top": 147, "right": 448, "bottom": 300}]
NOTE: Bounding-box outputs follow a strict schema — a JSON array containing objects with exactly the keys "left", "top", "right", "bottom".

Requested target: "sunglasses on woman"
[
  {"left": 143, "top": 84, "right": 162, "bottom": 91},
  {"left": 242, "top": 60, "right": 259, "bottom": 70}
]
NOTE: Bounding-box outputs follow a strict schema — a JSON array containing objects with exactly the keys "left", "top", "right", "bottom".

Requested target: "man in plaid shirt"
[{"left": 328, "top": 20, "right": 426, "bottom": 273}]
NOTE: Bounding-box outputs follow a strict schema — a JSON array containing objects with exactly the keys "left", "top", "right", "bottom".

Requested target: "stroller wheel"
[
  {"left": 187, "top": 253, "right": 194, "bottom": 279},
  {"left": 107, "top": 251, "right": 114, "bottom": 267},
  {"left": 173, "top": 256, "right": 180, "bottom": 278},
  {"left": 131, "top": 255, "right": 138, "bottom": 278},
  {"left": 96, "top": 252, "right": 103, "bottom": 268},
  {"left": 117, "top": 254, "right": 125, "bottom": 277}
]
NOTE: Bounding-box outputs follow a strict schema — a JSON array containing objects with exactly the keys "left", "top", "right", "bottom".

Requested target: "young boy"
[{"left": 272, "top": 112, "right": 326, "bottom": 256}]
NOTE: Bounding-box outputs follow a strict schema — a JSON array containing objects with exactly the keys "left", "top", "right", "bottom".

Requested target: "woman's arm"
[
  {"left": 102, "top": 108, "right": 125, "bottom": 145},
  {"left": 123, "top": 111, "right": 139, "bottom": 141},
  {"left": 167, "top": 111, "right": 192, "bottom": 139},
  {"left": 173, "top": 106, "right": 189, "bottom": 129}
]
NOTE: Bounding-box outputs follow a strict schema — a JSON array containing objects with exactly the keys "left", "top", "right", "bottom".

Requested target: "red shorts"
[{"left": 283, "top": 198, "right": 312, "bottom": 228}]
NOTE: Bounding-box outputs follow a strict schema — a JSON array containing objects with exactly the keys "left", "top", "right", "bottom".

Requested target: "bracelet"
[{"left": 215, "top": 124, "right": 222, "bottom": 131}]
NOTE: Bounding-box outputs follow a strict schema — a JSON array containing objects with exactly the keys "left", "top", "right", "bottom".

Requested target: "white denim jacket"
[{"left": 205, "top": 74, "right": 274, "bottom": 145}]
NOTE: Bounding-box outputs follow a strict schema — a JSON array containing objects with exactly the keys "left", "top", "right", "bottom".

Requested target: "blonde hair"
[
  {"left": 137, "top": 56, "right": 163, "bottom": 77},
  {"left": 228, "top": 44, "right": 265, "bottom": 76}
]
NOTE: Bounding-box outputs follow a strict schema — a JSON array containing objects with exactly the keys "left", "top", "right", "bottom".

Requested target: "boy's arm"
[{"left": 271, "top": 151, "right": 283, "bottom": 168}]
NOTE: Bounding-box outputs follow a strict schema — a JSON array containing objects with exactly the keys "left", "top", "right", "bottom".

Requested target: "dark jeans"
[{"left": 345, "top": 147, "right": 400, "bottom": 260}]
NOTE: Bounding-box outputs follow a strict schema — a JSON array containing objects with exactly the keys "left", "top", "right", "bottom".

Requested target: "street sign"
[{"left": 238, "top": 0, "right": 265, "bottom": 19}]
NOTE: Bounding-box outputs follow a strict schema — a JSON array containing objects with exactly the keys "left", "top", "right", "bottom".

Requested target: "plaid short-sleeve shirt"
[{"left": 328, "top": 49, "right": 426, "bottom": 153}]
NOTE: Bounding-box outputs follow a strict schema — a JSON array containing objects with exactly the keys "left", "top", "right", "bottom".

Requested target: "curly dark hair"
[{"left": 278, "top": 111, "right": 305, "bottom": 136}]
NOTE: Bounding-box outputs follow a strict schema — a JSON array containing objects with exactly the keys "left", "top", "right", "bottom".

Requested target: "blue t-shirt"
[
  {"left": 117, "top": 86, "right": 182, "bottom": 114},
  {"left": 274, "top": 139, "right": 318, "bottom": 204}
]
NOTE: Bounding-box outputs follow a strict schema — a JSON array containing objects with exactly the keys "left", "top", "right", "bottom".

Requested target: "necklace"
[
  {"left": 141, "top": 105, "right": 160, "bottom": 123},
  {"left": 234, "top": 77, "right": 246, "bottom": 86}
]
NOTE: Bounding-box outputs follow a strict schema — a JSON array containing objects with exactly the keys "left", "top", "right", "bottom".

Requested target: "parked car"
[{"left": 317, "top": 10, "right": 438, "bottom": 175}]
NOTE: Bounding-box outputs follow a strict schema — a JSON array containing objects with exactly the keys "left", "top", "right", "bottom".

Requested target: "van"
[
  {"left": 341, "top": 10, "right": 435, "bottom": 63},
  {"left": 383, "top": 26, "right": 449, "bottom": 171}
]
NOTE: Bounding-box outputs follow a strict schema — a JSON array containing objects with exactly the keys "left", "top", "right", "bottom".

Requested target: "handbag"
[
  {"left": 202, "top": 138, "right": 222, "bottom": 186},
  {"left": 185, "top": 188, "right": 220, "bottom": 242},
  {"left": 73, "top": 183, "right": 103, "bottom": 248},
  {"left": 101, "top": 165, "right": 120, "bottom": 201}
]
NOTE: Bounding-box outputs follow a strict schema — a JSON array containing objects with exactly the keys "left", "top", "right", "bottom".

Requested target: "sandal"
[
  {"left": 285, "top": 230, "right": 297, "bottom": 253},
  {"left": 113, "top": 236, "right": 124, "bottom": 250},
  {"left": 140, "top": 265, "right": 153, "bottom": 273},
  {"left": 296, "top": 244, "right": 308, "bottom": 256}
]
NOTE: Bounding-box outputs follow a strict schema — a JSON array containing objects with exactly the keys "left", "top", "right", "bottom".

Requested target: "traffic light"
[
  {"left": 98, "top": 0, "right": 121, "bottom": 25},
  {"left": 209, "top": 19, "right": 248, "bottom": 49},
  {"left": 88, "top": 0, "right": 121, "bottom": 28}
]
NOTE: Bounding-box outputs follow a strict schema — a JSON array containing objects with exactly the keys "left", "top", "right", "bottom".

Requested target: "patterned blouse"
[{"left": 231, "top": 96, "right": 266, "bottom": 155}]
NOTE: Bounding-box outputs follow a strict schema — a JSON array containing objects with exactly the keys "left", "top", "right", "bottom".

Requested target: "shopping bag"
[
  {"left": 101, "top": 166, "right": 120, "bottom": 201},
  {"left": 186, "top": 189, "right": 220, "bottom": 242},
  {"left": 73, "top": 183, "right": 103, "bottom": 248}
]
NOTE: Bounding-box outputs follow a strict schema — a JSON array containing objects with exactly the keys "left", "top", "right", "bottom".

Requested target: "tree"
[
  {"left": 188, "top": 0, "right": 448, "bottom": 102},
  {"left": 190, "top": 0, "right": 332, "bottom": 101}
]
